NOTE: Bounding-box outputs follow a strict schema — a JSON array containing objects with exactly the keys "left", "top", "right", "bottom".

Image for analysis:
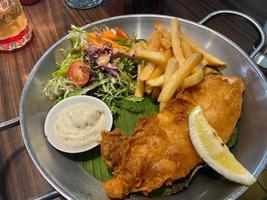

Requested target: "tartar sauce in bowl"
[{"left": 44, "top": 96, "right": 113, "bottom": 153}]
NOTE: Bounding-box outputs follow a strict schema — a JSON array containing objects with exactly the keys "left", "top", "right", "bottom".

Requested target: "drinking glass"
[
  {"left": 0, "top": 0, "right": 32, "bottom": 51},
  {"left": 65, "top": 0, "right": 102, "bottom": 9}
]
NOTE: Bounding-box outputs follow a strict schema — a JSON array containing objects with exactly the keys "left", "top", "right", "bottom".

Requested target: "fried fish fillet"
[{"left": 101, "top": 74, "right": 244, "bottom": 198}]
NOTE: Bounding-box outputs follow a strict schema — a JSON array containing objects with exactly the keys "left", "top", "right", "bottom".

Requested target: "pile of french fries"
[{"left": 134, "top": 18, "right": 226, "bottom": 110}]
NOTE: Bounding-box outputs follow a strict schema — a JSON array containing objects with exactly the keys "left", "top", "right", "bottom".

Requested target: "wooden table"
[{"left": 0, "top": 0, "right": 267, "bottom": 199}]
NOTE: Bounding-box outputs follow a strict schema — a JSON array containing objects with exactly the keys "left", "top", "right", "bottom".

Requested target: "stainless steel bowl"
[{"left": 2, "top": 10, "right": 266, "bottom": 200}]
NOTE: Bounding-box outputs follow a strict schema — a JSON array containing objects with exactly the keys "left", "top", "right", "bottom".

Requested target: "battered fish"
[{"left": 101, "top": 75, "right": 244, "bottom": 198}]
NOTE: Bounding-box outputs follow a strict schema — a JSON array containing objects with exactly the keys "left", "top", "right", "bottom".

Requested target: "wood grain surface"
[{"left": 0, "top": 0, "right": 267, "bottom": 199}]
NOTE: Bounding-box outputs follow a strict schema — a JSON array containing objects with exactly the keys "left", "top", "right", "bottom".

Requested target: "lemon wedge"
[{"left": 188, "top": 106, "right": 256, "bottom": 186}]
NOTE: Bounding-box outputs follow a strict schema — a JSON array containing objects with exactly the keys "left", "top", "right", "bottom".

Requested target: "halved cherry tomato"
[
  {"left": 115, "top": 27, "right": 129, "bottom": 38},
  {"left": 67, "top": 61, "right": 90, "bottom": 86}
]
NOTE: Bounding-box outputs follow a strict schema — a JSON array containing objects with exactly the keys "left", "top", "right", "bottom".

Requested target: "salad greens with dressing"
[{"left": 43, "top": 25, "right": 141, "bottom": 113}]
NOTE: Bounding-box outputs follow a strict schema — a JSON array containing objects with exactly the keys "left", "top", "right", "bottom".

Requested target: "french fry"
[
  {"left": 160, "top": 37, "right": 172, "bottom": 49},
  {"left": 152, "top": 87, "right": 161, "bottom": 99},
  {"left": 135, "top": 41, "right": 147, "bottom": 50},
  {"left": 163, "top": 32, "right": 171, "bottom": 40},
  {"left": 158, "top": 53, "right": 203, "bottom": 102},
  {"left": 148, "top": 31, "right": 162, "bottom": 50},
  {"left": 154, "top": 21, "right": 171, "bottom": 40},
  {"left": 195, "top": 59, "right": 208, "bottom": 70},
  {"left": 161, "top": 53, "right": 179, "bottom": 107},
  {"left": 171, "top": 19, "right": 185, "bottom": 64},
  {"left": 145, "top": 83, "right": 153, "bottom": 94},
  {"left": 139, "top": 62, "right": 155, "bottom": 81},
  {"left": 182, "top": 68, "right": 203, "bottom": 88},
  {"left": 146, "top": 74, "right": 165, "bottom": 87},
  {"left": 163, "top": 57, "right": 179, "bottom": 87},
  {"left": 200, "top": 59, "right": 208, "bottom": 68},
  {"left": 159, "top": 57, "right": 179, "bottom": 107},
  {"left": 134, "top": 63, "right": 145, "bottom": 98},
  {"left": 180, "top": 34, "right": 226, "bottom": 67},
  {"left": 148, "top": 66, "right": 164, "bottom": 80},
  {"left": 203, "top": 66, "right": 219, "bottom": 75},
  {"left": 164, "top": 48, "right": 173, "bottom": 60},
  {"left": 181, "top": 41, "right": 192, "bottom": 58},
  {"left": 135, "top": 49, "right": 167, "bottom": 64},
  {"left": 143, "top": 64, "right": 163, "bottom": 96},
  {"left": 160, "top": 102, "right": 166, "bottom": 111},
  {"left": 193, "top": 59, "right": 208, "bottom": 73}
]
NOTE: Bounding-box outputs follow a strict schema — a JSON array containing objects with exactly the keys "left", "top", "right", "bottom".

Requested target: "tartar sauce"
[{"left": 54, "top": 103, "right": 106, "bottom": 148}]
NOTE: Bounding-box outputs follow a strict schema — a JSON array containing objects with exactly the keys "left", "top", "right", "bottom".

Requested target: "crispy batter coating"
[
  {"left": 175, "top": 75, "right": 244, "bottom": 143},
  {"left": 101, "top": 75, "right": 244, "bottom": 198}
]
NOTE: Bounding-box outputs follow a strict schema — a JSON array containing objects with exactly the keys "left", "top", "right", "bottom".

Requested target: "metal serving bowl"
[{"left": 2, "top": 10, "right": 267, "bottom": 199}]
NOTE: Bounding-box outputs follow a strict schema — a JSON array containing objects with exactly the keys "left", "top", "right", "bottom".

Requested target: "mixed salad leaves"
[{"left": 43, "top": 25, "right": 140, "bottom": 114}]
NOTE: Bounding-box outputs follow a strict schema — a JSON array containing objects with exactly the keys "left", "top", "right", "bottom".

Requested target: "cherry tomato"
[
  {"left": 67, "top": 61, "right": 90, "bottom": 86},
  {"left": 115, "top": 27, "right": 129, "bottom": 38}
]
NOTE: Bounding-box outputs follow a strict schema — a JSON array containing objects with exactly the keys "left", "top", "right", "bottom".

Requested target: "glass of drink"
[
  {"left": 65, "top": 0, "right": 102, "bottom": 9},
  {"left": 0, "top": 0, "right": 32, "bottom": 51}
]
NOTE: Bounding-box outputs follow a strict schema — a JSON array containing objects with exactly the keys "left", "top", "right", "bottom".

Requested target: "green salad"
[{"left": 43, "top": 25, "right": 140, "bottom": 113}]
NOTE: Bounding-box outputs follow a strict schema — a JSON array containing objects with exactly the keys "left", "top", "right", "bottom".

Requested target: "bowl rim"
[{"left": 44, "top": 95, "right": 113, "bottom": 154}]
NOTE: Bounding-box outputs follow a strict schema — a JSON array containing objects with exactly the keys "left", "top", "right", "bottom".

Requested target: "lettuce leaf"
[
  {"left": 52, "top": 26, "right": 86, "bottom": 78},
  {"left": 66, "top": 79, "right": 109, "bottom": 97}
]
